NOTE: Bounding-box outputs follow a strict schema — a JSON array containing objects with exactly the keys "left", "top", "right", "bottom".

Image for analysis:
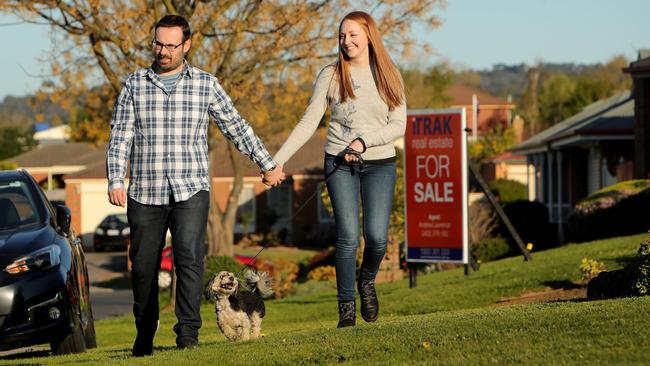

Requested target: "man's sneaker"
[
  {"left": 358, "top": 279, "right": 378, "bottom": 322},
  {"left": 336, "top": 300, "right": 356, "bottom": 328},
  {"left": 177, "top": 337, "right": 199, "bottom": 350}
]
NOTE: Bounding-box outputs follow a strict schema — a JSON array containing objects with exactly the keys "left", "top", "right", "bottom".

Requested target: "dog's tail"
[{"left": 244, "top": 269, "right": 274, "bottom": 298}]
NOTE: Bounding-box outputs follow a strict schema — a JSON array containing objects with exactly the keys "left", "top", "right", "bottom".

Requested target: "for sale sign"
[{"left": 404, "top": 109, "right": 468, "bottom": 263}]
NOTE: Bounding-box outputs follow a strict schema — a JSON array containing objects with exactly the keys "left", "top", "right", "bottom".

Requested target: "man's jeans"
[
  {"left": 127, "top": 190, "right": 209, "bottom": 342},
  {"left": 324, "top": 155, "right": 397, "bottom": 302}
]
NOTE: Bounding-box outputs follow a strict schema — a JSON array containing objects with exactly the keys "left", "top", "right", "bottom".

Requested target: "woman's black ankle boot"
[
  {"left": 358, "top": 279, "right": 378, "bottom": 322},
  {"left": 337, "top": 300, "right": 356, "bottom": 328}
]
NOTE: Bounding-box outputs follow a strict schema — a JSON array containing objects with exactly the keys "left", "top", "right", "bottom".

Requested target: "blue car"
[{"left": 0, "top": 169, "right": 96, "bottom": 355}]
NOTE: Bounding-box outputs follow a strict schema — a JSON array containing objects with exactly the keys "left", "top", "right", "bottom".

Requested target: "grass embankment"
[{"left": 3, "top": 233, "right": 648, "bottom": 365}]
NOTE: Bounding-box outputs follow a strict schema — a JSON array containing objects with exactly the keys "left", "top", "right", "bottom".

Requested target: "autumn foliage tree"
[{"left": 1, "top": 0, "right": 443, "bottom": 256}]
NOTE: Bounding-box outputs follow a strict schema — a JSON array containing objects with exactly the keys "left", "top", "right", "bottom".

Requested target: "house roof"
[
  {"left": 445, "top": 84, "right": 514, "bottom": 107},
  {"left": 511, "top": 90, "right": 634, "bottom": 155},
  {"left": 624, "top": 49, "right": 650, "bottom": 75},
  {"left": 6, "top": 142, "right": 107, "bottom": 168},
  {"left": 492, "top": 151, "right": 526, "bottom": 163}
]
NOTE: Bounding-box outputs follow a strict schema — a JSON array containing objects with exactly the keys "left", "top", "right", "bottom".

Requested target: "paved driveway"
[{"left": 86, "top": 251, "right": 134, "bottom": 319}]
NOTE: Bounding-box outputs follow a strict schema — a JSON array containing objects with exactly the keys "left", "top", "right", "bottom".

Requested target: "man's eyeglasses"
[{"left": 152, "top": 39, "right": 187, "bottom": 51}]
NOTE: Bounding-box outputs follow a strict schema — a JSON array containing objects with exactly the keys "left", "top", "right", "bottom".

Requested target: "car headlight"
[
  {"left": 121, "top": 227, "right": 130, "bottom": 236},
  {"left": 4, "top": 245, "right": 62, "bottom": 275},
  {"left": 95, "top": 228, "right": 105, "bottom": 235}
]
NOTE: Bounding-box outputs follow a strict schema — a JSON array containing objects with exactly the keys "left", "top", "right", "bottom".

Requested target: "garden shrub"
[
  {"left": 469, "top": 200, "right": 497, "bottom": 247},
  {"left": 632, "top": 239, "right": 650, "bottom": 295},
  {"left": 587, "top": 236, "right": 650, "bottom": 299},
  {"left": 568, "top": 188, "right": 650, "bottom": 243},
  {"left": 579, "top": 257, "right": 605, "bottom": 284},
  {"left": 499, "top": 200, "right": 557, "bottom": 252},
  {"left": 307, "top": 265, "right": 337, "bottom": 281},
  {"left": 574, "top": 179, "right": 650, "bottom": 215},
  {"left": 471, "top": 236, "right": 512, "bottom": 262},
  {"left": 489, "top": 179, "right": 527, "bottom": 203}
]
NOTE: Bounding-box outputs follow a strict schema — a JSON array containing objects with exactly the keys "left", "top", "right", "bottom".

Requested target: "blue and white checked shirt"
[{"left": 107, "top": 63, "right": 275, "bottom": 205}]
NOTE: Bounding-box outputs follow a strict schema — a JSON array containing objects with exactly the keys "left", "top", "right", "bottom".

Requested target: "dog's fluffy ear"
[{"left": 205, "top": 274, "right": 216, "bottom": 302}]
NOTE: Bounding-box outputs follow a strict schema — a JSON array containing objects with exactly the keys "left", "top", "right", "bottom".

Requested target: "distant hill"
[
  {"left": 0, "top": 95, "right": 68, "bottom": 127},
  {"left": 474, "top": 61, "right": 626, "bottom": 101}
]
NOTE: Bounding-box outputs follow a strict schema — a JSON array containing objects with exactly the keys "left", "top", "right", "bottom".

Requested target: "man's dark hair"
[{"left": 155, "top": 15, "right": 191, "bottom": 41}]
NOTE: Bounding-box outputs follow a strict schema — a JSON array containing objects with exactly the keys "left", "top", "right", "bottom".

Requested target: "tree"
[
  {"left": 468, "top": 124, "right": 517, "bottom": 163},
  {"left": 538, "top": 73, "right": 615, "bottom": 129},
  {"left": 538, "top": 73, "right": 577, "bottom": 126},
  {"left": 2, "top": 0, "right": 443, "bottom": 256},
  {"left": 401, "top": 62, "right": 453, "bottom": 109},
  {"left": 0, "top": 125, "right": 37, "bottom": 160},
  {"left": 518, "top": 65, "right": 540, "bottom": 135}
]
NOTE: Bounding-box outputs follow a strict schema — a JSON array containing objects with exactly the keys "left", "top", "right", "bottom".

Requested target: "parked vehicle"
[
  {"left": 158, "top": 246, "right": 173, "bottom": 290},
  {"left": 0, "top": 169, "right": 96, "bottom": 355},
  {"left": 93, "top": 213, "right": 130, "bottom": 252}
]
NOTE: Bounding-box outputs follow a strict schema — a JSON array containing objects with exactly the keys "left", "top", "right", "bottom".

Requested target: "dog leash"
[{"left": 238, "top": 149, "right": 364, "bottom": 274}]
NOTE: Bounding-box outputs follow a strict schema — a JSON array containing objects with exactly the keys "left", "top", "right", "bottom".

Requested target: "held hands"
[
  {"left": 108, "top": 187, "right": 127, "bottom": 207},
  {"left": 262, "top": 163, "right": 285, "bottom": 187},
  {"left": 344, "top": 139, "right": 364, "bottom": 163}
]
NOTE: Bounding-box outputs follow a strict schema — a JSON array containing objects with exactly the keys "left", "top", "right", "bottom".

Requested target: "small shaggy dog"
[{"left": 205, "top": 269, "right": 273, "bottom": 341}]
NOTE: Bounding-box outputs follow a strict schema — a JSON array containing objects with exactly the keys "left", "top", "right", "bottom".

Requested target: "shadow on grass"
[
  {"left": 0, "top": 349, "right": 50, "bottom": 360},
  {"left": 613, "top": 254, "right": 638, "bottom": 267},
  {"left": 547, "top": 297, "right": 590, "bottom": 304},
  {"left": 279, "top": 297, "right": 332, "bottom": 305},
  {"left": 542, "top": 280, "right": 583, "bottom": 290}
]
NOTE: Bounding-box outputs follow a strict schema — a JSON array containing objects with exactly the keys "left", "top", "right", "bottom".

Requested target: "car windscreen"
[{"left": 0, "top": 179, "right": 42, "bottom": 230}]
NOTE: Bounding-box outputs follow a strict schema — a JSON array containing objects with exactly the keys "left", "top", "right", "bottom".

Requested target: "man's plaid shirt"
[{"left": 107, "top": 63, "right": 275, "bottom": 205}]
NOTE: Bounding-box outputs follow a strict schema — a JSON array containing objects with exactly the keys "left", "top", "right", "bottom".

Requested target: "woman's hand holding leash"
[
  {"left": 344, "top": 139, "right": 365, "bottom": 163},
  {"left": 343, "top": 138, "right": 366, "bottom": 163}
]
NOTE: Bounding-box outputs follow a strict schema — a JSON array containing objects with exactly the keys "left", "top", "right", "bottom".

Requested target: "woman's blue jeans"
[{"left": 324, "top": 155, "right": 397, "bottom": 302}]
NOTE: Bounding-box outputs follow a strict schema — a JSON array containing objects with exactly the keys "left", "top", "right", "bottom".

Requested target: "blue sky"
[{"left": 1, "top": 0, "right": 649, "bottom": 99}]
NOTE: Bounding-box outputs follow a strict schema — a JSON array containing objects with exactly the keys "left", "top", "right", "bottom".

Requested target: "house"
[
  {"left": 484, "top": 151, "right": 536, "bottom": 199},
  {"left": 510, "top": 90, "right": 635, "bottom": 242},
  {"left": 445, "top": 84, "right": 516, "bottom": 139},
  {"left": 5, "top": 142, "right": 106, "bottom": 202},
  {"left": 33, "top": 124, "right": 70, "bottom": 146}
]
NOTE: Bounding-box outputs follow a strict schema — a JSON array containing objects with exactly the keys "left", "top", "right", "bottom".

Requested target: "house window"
[
  {"left": 266, "top": 183, "right": 291, "bottom": 231},
  {"left": 317, "top": 183, "right": 334, "bottom": 223},
  {"left": 235, "top": 185, "right": 256, "bottom": 235}
]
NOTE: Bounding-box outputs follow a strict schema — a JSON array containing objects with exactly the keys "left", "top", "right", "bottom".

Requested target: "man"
[{"left": 106, "top": 15, "right": 284, "bottom": 356}]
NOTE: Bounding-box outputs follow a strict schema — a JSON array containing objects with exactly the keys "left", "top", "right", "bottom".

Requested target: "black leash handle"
[{"left": 341, "top": 147, "right": 364, "bottom": 166}]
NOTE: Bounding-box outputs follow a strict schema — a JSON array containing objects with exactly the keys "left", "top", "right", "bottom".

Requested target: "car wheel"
[
  {"left": 50, "top": 317, "right": 87, "bottom": 355},
  {"left": 158, "top": 270, "right": 172, "bottom": 290},
  {"left": 84, "top": 314, "right": 97, "bottom": 349}
]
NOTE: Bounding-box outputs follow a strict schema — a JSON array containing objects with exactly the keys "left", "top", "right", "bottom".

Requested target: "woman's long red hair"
[{"left": 335, "top": 11, "right": 405, "bottom": 110}]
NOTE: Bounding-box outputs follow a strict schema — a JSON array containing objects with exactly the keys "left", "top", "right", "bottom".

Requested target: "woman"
[{"left": 274, "top": 11, "right": 406, "bottom": 328}]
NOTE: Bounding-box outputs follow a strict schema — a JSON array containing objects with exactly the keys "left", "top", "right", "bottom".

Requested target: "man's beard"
[{"left": 156, "top": 54, "right": 181, "bottom": 72}]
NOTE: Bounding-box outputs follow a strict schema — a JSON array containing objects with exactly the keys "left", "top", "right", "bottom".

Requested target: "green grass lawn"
[{"left": 3, "top": 233, "right": 648, "bottom": 365}]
